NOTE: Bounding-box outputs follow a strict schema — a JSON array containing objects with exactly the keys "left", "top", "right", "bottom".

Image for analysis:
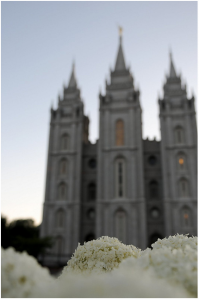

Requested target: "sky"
[{"left": 1, "top": 1, "right": 198, "bottom": 225}]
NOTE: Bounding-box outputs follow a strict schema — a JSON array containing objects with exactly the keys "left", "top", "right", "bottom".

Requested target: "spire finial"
[
  {"left": 72, "top": 60, "right": 75, "bottom": 72},
  {"left": 119, "top": 26, "right": 123, "bottom": 36},
  {"left": 115, "top": 26, "right": 126, "bottom": 71},
  {"left": 118, "top": 26, "right": 123, "bottom": 43}
]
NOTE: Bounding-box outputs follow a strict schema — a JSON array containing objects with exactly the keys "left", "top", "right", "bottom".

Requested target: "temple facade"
[{"left": 40, "top": 35, "right": 197, "bottom": 268}]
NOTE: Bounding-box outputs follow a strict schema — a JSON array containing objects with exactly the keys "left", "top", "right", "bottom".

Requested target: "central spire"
[
  {"left": 68, "top": 62, "right": 77, "bottom": 88},
  {"left": 115, "top": 27, "right": 126, "bottom": 71},
  {"left": 169, "top": 51, "right": 177, "bottom": 78}
]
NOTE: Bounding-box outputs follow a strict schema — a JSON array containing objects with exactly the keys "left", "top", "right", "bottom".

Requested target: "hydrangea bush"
[
  {"left": 1, "top": 234, "right": 197, "bottom": 298},
  {"left": 60, "top": 236, "right": 141, "bottom": 275}
]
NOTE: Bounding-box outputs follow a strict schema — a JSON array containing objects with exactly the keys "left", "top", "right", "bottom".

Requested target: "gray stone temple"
[{"left": 40, "top": 34, "right": 197, "bottom": 268}]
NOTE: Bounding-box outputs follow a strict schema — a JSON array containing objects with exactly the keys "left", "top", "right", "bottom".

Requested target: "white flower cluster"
[
  {"left": 152, "top": 233, "right": 197, "bottom": 252},
  {"left": 60, "top": 236, "right": 141, "bottom": 275},
  {"left": 1, "top": 234, "right": 197, "bottom": 298},
  {"left": 119, "top": 234, "right": 197, "bottom": 297},
  {"left": 1, "top": 247, "right": 57, "bottom": 298}
]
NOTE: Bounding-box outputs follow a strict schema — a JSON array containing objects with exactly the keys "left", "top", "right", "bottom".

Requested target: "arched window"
[
  {"left": 175, "top": 126, "right": 184, "bottom": 144},
  {"left": 55, "top": 209, "right": 65, "bottom": 228},
  {"left": 55, "top": 236, "right": 64, "bottom": 254},
  {"left": 115, "top": 209, "right": 127, "bottom": 244},
  {"left": 177, "top": 153, "right": 186, "bottom": 171},
  {"left": 58, "top": 183, "right": 67, "bottom": 200},
  {"left": 115, "top": 159, "right": 125, "bottom": 198},
  {"left": 181, "top": 206, "right": 191, "bottom": 227},
  {"left": 61, "top": 134, "right": 69, "bottom": 150},
  {"left": 116, "top": 120, "right": 124, "bottom": 146},
  {"left": 179, "top": 178, "right": 189, "bottom": 197},
  {"left": 85, "top": 233, "right": 95, "bottom": 242},
  {"left": 87, "top": 183, "right": 96, "bottom": 201},
  {"left": 59, "top": 159, "right": 67, "bottom": 175},
  {"left": 149, "top": 180, "right": 159, "bottom": 199}
]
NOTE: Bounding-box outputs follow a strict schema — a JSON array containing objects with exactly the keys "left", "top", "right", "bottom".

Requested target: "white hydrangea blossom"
[
  {"left": 60, "top": 236, "right": 141, "bottom": 276},
  {"left": 1, "top": 247, "right": 57, "bottom": 298},
  {"left": 152, "top": 234, "right": 197, "bottom": 252}
]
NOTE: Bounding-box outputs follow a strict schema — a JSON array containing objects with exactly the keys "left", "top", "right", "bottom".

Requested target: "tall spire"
[
  {"left": 68, "top": 62, "right": 77, "bottom": 88},
  {"left": 169, "top": 51, "right": 177, "bottom": 78},
  {"left": 115, "top": 26, "right": 126, "bottom": 71}
]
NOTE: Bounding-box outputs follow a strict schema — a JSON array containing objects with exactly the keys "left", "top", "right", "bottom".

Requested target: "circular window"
[
  {"left": 88, "top": 158, "right": 96, "bottom": 169},
  {"left": 150, "top": 208, "right": 160, "bottom": 219},
  {"left": 148, "top": 156, "right": 157, "bottom": 166},
  {"left": 87, "top": 209, "right": 95, "bottom": 220}
]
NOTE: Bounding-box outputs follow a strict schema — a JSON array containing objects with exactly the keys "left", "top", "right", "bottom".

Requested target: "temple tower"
[
  {"left": 96, "top": 32, "right": 147, "bottom": 249},
  {"left": 40, "top": 64, "right": 86, "bottom": 265},
  {"left": 159, "top": 53, "right": 197, "bottom": 236}
]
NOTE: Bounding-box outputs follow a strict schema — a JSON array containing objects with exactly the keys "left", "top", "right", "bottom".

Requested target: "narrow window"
[
  {"left": 88, "top": 183, "right": 96, "bottom": 201},
  {"left": 61, "top": 134, "right": 68, "bottom": 150},
  {"left": 116, "top": 120, "right": 124, "bottom": 146},
  {"left": 115, "top": 210, "right": 127, "bottom": 244},
  {"left": 177, "top": 153, "right": 185, "bottom": 171},
  {"left": 179, "top": 178, "right": 188, "bottom": 197},
  {"left": 175, "top": 126, "right": 184, "bottom": 144},
  {"left": 116, "top": 159, "right": 125, "bottom": 198},
  {"left": 149, "top": 181, "right": 159, "bottom": 199},
  {"left": 58, "top": 183, "right": 67, "bottom": 200},
  {"left": 56, "top": 209, "right": 65, "bottom": 228},
  {"left": 60, "top": 159, "right": 67, "bottom": 175},
  {"left": 55, "top": 236, "right": 64, "bottom": 254},
  {"left": 181, "top": 207, "right": 191, "bottom": 227}
]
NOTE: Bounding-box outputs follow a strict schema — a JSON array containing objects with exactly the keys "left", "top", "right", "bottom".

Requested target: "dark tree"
[{"left": 1, "top": 216, "right": 53, "bottom": 258}]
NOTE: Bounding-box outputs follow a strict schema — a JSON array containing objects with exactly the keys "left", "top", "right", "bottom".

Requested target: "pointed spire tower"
[
  {"left": 68, "top": 62, "right": 77, "bottom": 88},
  {"left": 97, "top": 28, "right": 147, "bottom": 249},
  {"left": 169, "top": 51, "right": 177, "bottom": 78},
  {"left": 60, "top": 62, "right": 81, "bottom": 103},
  {"left": 41, "top": 58, "right": 86, "bottom": 265},
  {"left": 162, "top": 50, "right": 186, "bottom": 100},
  {"left": 159, "top": 50, "right": 197, "bottom": 238},
  {"left": 104, "top": 27, "right": 136, "bottom": 93}
]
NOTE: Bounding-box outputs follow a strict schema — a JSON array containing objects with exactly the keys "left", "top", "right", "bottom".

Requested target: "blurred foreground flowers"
[{"left": 2, "top": 235, "right": 197, "bottom": 298}]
